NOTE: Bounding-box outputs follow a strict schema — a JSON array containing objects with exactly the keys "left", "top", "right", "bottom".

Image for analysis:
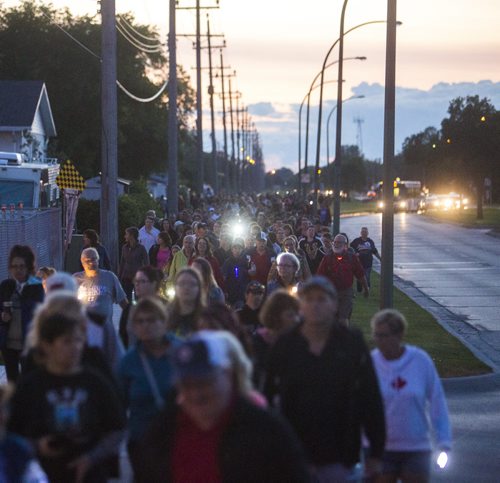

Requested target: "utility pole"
[
  {"left": 167, "top": 0, "right": 178, "bottom": 216},
  {"left": 177, "top": 1, "right": 219, "bottom": 196},
  {"left": 100, "top": 0, "right": 118, "bottom": 270},
  {"left": 217, "top": 50, "right": 231, "bottom": 192},
  {"left": 206, "top": 15, "right": 218, "bottom": 192},
  {"left": 195, "top": 0, "right": 203, "bottom": 196},
  {"left": 228, "top": 76, "right": 237, "bottom": 190},
  {"left": 235, "top": 98, "right": 243, "bottom": 191},
  {"left": 198, "top": 17, "right": 225, "bottom": 193}
]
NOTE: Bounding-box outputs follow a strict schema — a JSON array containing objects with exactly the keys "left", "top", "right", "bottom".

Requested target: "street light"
[
  {"left": 380, "top": 0, "right": 398, "bottom": 309},
  {"left": 312, "top": 19, "right": 396, "bottom": 212},
  {"left": 297, "top": 56, "right": 366, "bottom": 198}
]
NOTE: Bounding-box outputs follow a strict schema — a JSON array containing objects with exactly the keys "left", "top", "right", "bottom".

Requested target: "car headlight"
[
  {"left": 377, "top": 201, "right": 384, "bottom": 209},
  {"left": 399, "top": 201, "right": 407, "bottom": 209}
]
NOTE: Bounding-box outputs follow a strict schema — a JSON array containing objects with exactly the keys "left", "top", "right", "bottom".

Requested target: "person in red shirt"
[
  {"left": 248, "top": 235, "right": 275, "bottom": 286},
  {"left": 136, "top": 331, "right": 309, "bottom": 482},
  {"left": 317, "top": 234, "right": 369, "bottom": 325}
]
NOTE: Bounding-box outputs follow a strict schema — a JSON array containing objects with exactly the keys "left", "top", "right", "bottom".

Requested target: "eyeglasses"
[
  {"left": 373, "top": 331, "right": 395, "bottom": 339},
  {"left": 10, "top": 264, "right": 26, "bottom": 269},
  {"left": 248, "top": 289, "right": 265, "bottom": 295},
  {"left": 82, "top": 258, "right": 98, "bottom": 263},
  {"left": 133, "top": 316, "right": 159, "bottom": 325}
]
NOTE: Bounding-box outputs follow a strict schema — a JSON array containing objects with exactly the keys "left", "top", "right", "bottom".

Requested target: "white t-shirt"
[
  {"left": 139, "top": 226, "right": 160, "bottom": 253},
  {"left": 371, "top": 345, "right": 452, "bottom": 451}
]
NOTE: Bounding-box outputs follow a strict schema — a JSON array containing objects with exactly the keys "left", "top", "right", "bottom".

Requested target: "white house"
[
  {"left": 81, "top": 176, "right": 131, "bottom": 200},
  {"left": 0, "top": 81, "right": 57, "bottom": 162}
]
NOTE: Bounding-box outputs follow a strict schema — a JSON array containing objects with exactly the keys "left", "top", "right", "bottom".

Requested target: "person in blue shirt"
[
  {"left": 221, "top": 238, "right": 251, "bottom": 309},
  {"left": 350, "top": 227, "right": 381, "bottom": 292},
  {"left": 118, "top": 296, "right": 177, "bottom": 479}
]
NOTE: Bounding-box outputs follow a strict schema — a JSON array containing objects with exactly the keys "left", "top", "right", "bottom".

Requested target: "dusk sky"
[{"left": 6, "top": 0, "right": 500, "bottom": 171}]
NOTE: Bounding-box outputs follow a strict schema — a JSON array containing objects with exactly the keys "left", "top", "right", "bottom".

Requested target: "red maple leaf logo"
[{"left": 391, "top": 376, "right": 407, "bottom": 390}]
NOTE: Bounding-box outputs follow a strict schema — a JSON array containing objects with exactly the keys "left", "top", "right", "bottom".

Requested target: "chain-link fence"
[{"left": 0, "top": 208, "right": 62, "bottom": 280}]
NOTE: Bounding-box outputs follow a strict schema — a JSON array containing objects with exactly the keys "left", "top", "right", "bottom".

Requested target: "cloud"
[{"left": 252, "top": 80, "right": 500, "bottom": 172}]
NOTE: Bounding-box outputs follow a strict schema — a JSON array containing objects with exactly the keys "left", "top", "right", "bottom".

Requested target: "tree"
[
  {"left": 0, "top": 1, "right": 196, "bottom": 181},
  {"left": 323, "top": 145, "right": 367, "bottom": 193},
  {"left": 401, "top": 127, "right": 439, "bottom": 185},
  {"left": 441, "top": 96, "right": 500, "bottom": 219}
]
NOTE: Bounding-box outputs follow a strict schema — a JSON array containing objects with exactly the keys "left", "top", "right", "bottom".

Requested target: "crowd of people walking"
[{"left": 0, "top": 193, "right": 451, "bottom": 482}]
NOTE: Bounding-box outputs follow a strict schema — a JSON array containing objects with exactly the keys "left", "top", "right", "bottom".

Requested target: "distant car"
[{"left": 424, "top": 193, "right": 469, "bottom": 211}]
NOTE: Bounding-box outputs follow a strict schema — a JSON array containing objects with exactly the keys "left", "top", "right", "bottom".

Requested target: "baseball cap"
[
  {"left": 174, "top": 220, "right": 184, "bottom": 228},
  {"left": 298, "top": 276, "right": 338, "bottom": 300},
  {"left": 173, "top": 331, "right": 231, "bottom": 380},
  {"left": 45, "top": 272, "right": 78, "bottom": 294}
]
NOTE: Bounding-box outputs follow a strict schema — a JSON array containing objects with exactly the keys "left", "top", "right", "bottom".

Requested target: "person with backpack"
[{"left": 316, "top": 234, "right": 368, "bottom": 326}]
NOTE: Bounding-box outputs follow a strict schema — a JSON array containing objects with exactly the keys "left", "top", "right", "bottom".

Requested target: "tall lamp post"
[
  {"left": 312, "top": 20, "right": 390, "bottom": 213},
  {"left": 298, "top": 56, "right": 366, "bottom": 199},
  {"left": 330, "top": 16, "right": 402, "bottom": 234},
  {"left": 381, "top": 0, "right": 398, "bottom": 308}
]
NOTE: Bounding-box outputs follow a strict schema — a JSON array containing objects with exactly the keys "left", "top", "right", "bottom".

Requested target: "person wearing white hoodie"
[{"left": 370, "top": 309, "right": 452, "bottom": 483}]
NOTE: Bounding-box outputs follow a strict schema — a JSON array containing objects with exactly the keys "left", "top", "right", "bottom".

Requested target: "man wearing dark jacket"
[
  {"left": 265, "top": 276, "right": 385, "bottom": 482},
  {"left": 136, "top": 331, "right": 309, "bottom": 483}
]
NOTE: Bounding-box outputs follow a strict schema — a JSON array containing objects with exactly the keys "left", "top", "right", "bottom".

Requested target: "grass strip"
[
  {"left": 351, "top": 272, "right": 491, "bottom": 378},
  {"left": 423, "top": 207, "right": 500, "bottom": 228},
  {"left": 340, "top": 200, "right": 378, "bottom": 214}
]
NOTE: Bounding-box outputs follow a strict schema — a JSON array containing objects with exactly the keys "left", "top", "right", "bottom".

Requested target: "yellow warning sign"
[{"left": 56, "top": 160, "right": 86, "bottom": 191}]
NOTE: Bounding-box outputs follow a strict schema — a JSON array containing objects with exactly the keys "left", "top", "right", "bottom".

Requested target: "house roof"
[{"left": 0, "top": 80, "right": 57, "bottom": 137}]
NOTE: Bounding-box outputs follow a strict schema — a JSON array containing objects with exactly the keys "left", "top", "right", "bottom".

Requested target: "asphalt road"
[{"left": 341, "top": 212, "right": 500, "bottom": 482}]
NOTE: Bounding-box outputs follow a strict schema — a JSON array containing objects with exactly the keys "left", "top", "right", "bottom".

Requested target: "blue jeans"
[{"left": 357, "top": 267, "right": 372, "bottom": 292}]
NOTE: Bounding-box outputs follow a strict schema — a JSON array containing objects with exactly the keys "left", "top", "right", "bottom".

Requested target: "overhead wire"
[
  {"left": 39, "top": 10, "right": 167, "bottom": 103},
  {"left": 116, "top": 21, "right": 165, "bottom": 53},
  {"left": 40, "top": 10, "right": 101, "bottom": 61},
  {"left": 117, "top": 80, "right": 169, "bottom": 103},
  {"left": 117, "top": 16, "right": 161, "bottom": 44}
]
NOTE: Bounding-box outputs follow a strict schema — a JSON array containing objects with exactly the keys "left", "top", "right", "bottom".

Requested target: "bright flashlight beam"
[
  {"left": 437, "top": 452, "right": 448, "bottom": 469},
  {"left": 232, "top": 221, "right": 244, "bottom": 238}
]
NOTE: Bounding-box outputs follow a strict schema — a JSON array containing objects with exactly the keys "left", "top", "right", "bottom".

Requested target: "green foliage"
[
  {"left": 118, "top": 180, "right": 161, "bottom": 236},
  {"left": 322, "top": 145, "right": 368, "bottom": 192},
  {"left": 76, "top": 180, "right": 161, "bottom": 238},
  {"left": 265, "top": 167, "right": 296, "bottom": 190},
  {"left": 400, "top": 96, "right": 500, "bottom": 212},
  {"left": 0, "top": 1, "right": 196, "bottom": 181},
  {"left": 76, "top": 198, "right": 100, "bottom": 232}
]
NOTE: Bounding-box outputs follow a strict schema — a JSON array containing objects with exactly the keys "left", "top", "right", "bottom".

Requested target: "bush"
[{"left": 76, "top": 179, "right": 161, "bottom": 239}]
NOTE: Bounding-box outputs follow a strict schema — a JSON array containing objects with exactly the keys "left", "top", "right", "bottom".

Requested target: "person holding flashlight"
[{"left": 370, "top": 309, "right": 452, "bottom": 482}]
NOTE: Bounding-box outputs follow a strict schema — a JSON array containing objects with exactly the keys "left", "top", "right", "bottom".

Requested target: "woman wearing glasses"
[
  {"left": 266, "top": 252, "right": 302, "bottom": 296},
  {"left": 118, "top": 266, "right": 165, "bottom": 348},
  {"left": 0, "top": 245, "right": 44, "bottom": 381}
]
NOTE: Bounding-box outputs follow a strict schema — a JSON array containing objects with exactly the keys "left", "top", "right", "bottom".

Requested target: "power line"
[
  {"left": 117, "top": 79, "right": 168, "bottom": 103},
  {"left": 40, "top": 10, "right": 101, "bottom": 60},
  {"left": 116, "top": 21, "right": 164, "bottom": 53},
  {"left": 39, "top": 10, "right": 167, "bottom": 104},
  {"left": 117, "top": 16, "right": 162, "bottom": 44}
]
